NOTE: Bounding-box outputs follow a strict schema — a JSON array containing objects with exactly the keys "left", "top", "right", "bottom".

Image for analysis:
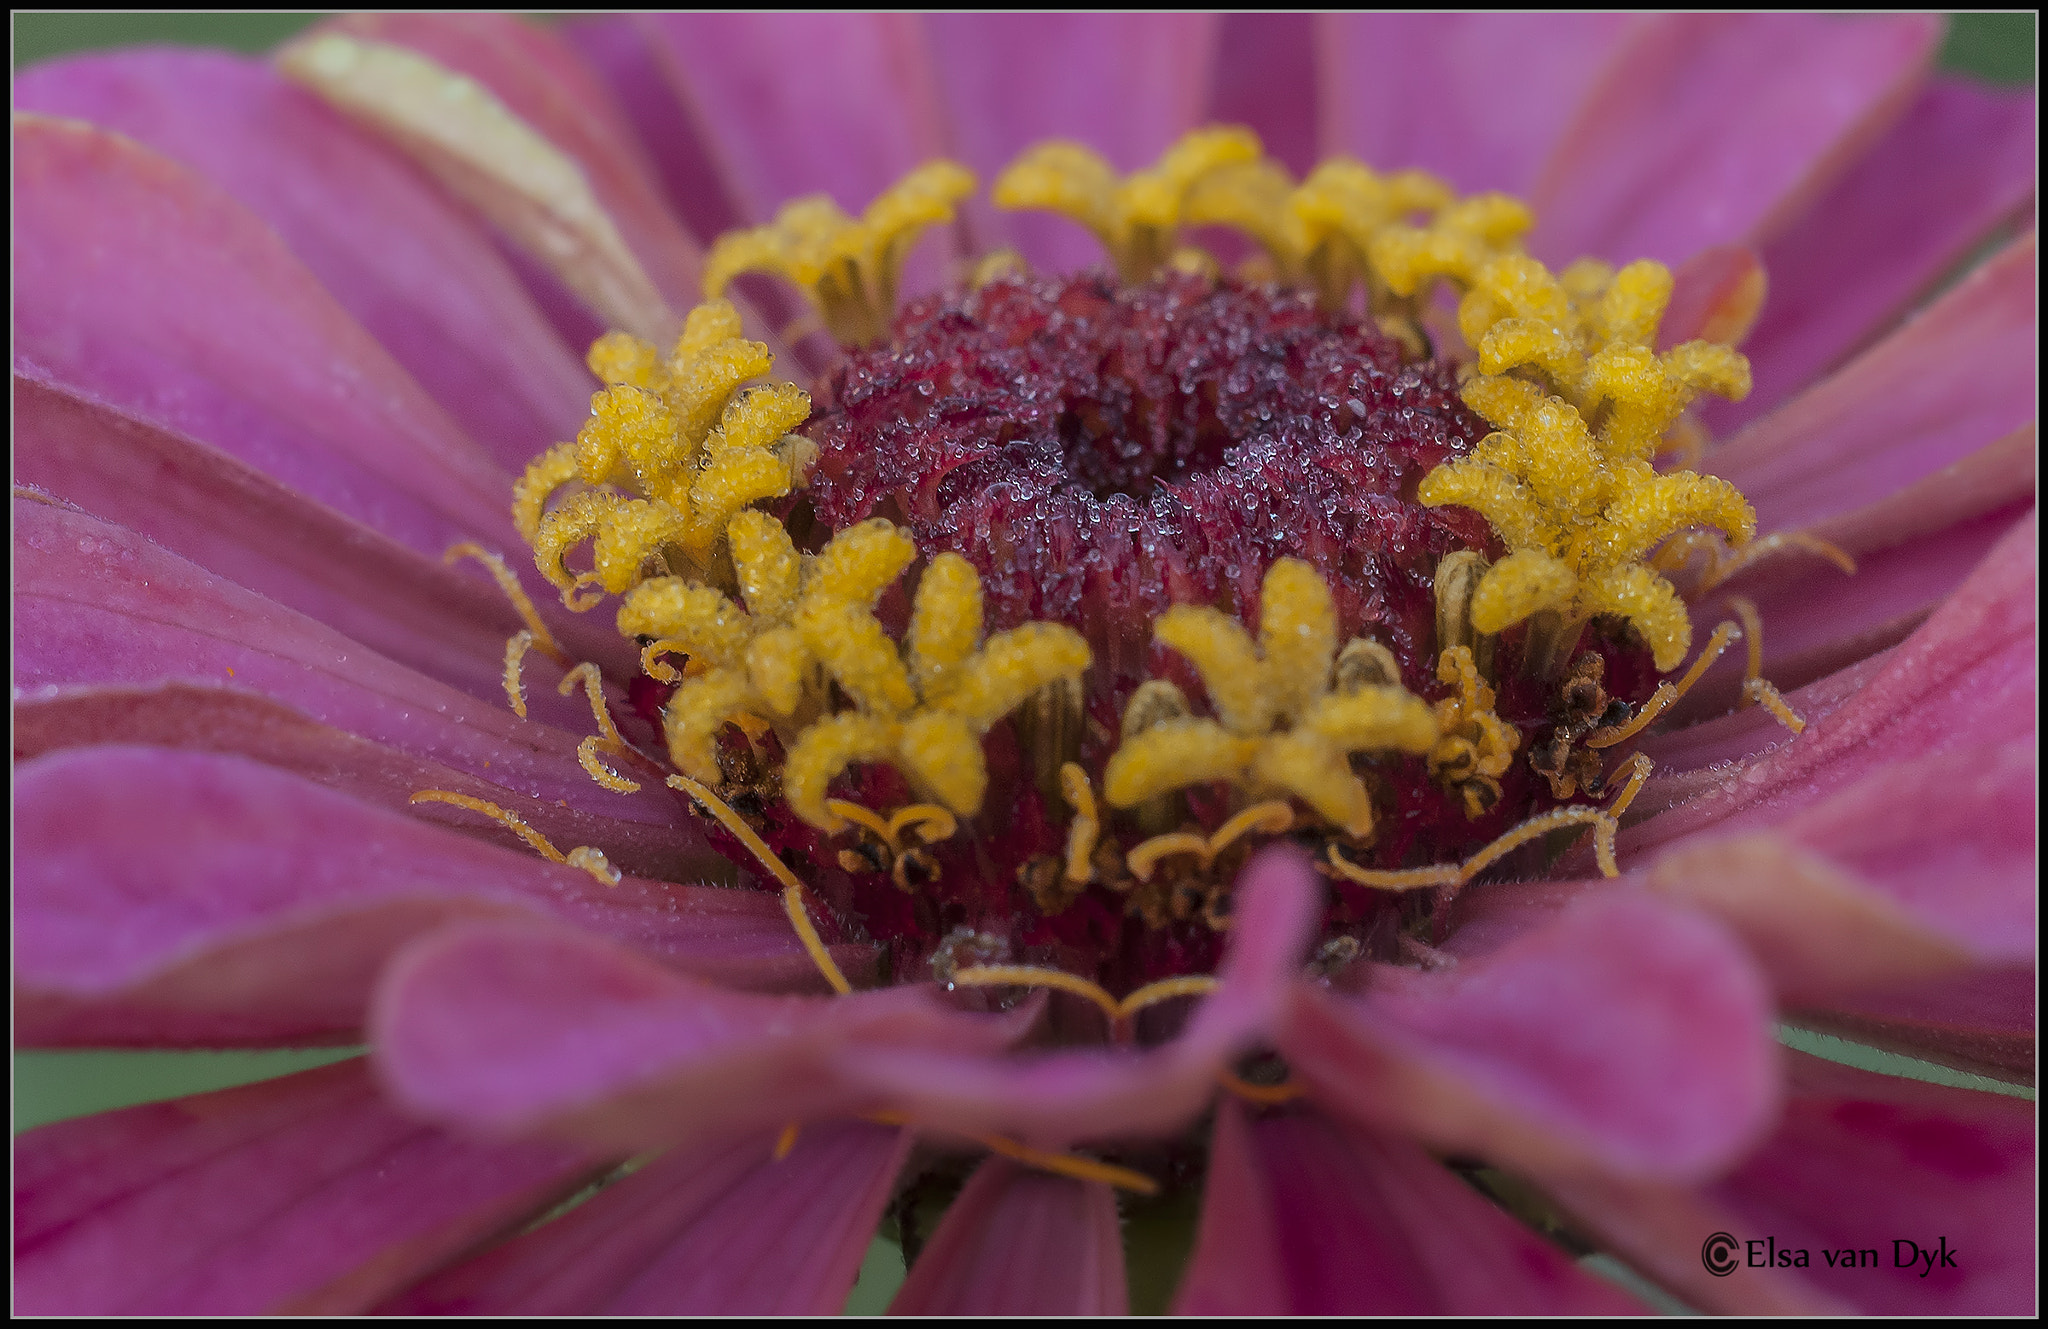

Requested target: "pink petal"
[
  {"left": 638, "top": 15, "right": 948, "bottom": 224},
  {"left": 13, "top": 683, "right": 709, "bottom": 884},
  {"left": 321, "top": 13, "right": 707, "bottom": 314},
  {"left": 12, "top": 114, "right": 518, "bottom": 562},
  {"left": 560, "top": 15, "right": 748, "bottom": 247},
  {"left": 924, "top": 14, "right": 1220, "bottom": 274},
  {"left": 1531, "top": 15, "right": 1939, "bottom": 266},
  {"left": 385, "top": 1121, "right": 910, "bottom": 1313},
  {"left": 1176, "top": 1101, "right": 1643, "bottom": 1313},
  {"left": 13, "top": 1059, "right": 589, "bottom": 1314},
  {"left": 371, "top": 919, "right": 1023, "bottom": 1152},
  {"left": 834, "top": 844, "right": 1321, "bottom": 1145},
  {"left": 889, "top": 1159, "right": 1126, "bottom": 1314},
  {"left": 14, "top": 49, "right": 591, "bottom": 472},
  {"left": 1207, "top": 15, "right": 1317, "bottom": 176},
  {"left": 1719, "top": 77, "right": 2039, "bottom": 428},
  {"left": 1719, "top": 1056, "right": 2036, "bottom": 1313},
  {"left": 1318, "top": 14, "right": 1636, "bottom": 195},
  {"left": 16, "top": 746, "right": 830, "bottom": 1046},
  {"left": 1282, "top": 894, "right": 1777, "bottom": 1181},
  {"left": 1642, "top": 738, "right": 2032, "bottom": 1002},
  {"left": 15, "top": 375, "right": 630, "bottom": 708},
  {"left": 1707, "top": 232, "right": 2036, "bottom": 538},
  {"left": 1800, "top": 965, "right": 2035, "bottom": 1082},
  {"left": 1551, "top": 1055, "right": 2035, "bottom": 1314},
  {"left": 14, "top": 497, "right": 680, "bottom": 830},
  {"left": 1622, "top": 510, "right": 2035, "bottom": 857}
]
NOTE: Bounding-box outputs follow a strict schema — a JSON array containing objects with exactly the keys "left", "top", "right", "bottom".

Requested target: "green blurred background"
[{"left": 10, "top": 8, "right": 2036, "bottom": 1315}]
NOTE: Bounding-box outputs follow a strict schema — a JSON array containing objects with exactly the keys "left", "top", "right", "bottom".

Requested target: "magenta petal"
[
  {"left": 1803, "top": 965, "right": 2035, "bottom": 1081},
  {"left": 16, "top": 746, "right": 824, "bottom": 1046},
  {"left": 835, "top": 844, "right": 1321, "bottom": 1144},
  {"left": 924, "top": 14, "right": 1220, "bottom": 274},
  {"left": 13, "top": 115, "right": 518, "bottom": 561},
  {"left": 1624, "top": 511, "right": 2035, "bottom": 857},
  {"left": 1284, "top": 895, "right": 1776, "bottom": 1180},
  {"left": 1533, "top": 15, "right": 1938, "bottom": 265},
  {"left": 14, "top": 684, "right": 711, "bottom": 884},
  {"left": 640, "top": 15, "right": 947, "bottom": 223},
  {"left": 1721, "top": 78, "right": 2039, "bottom": 428},
  {"left": 561, "top": 16, "right": 747, "bottom": 247},
  {"left": 15, "top": 376, "right": 630, "bottom": 705},
  {"left": 372, "top": 920, "right": 1020, "bottom": 1151},
  {"left": 1207, "top": 15, "right": 1317, "bottom": 176},
  {"left": 1553, "top": 1056, "right": 2035, "bottom": 1314},
  {"left": 385, "top": 1121, "right": 909, "bottom": 1313},
  {"left": 890, "top": 1159, "right": 1126, "bottom": 1314},
  {"left": 322, "top": 13, "right": 707, "bottom": 313},
  {"left": 14, "top": 497, "right": 674, "bottom": 828},
  {"left": 14, "top": 50, "right": 591, "bottom": 472},
  {"left": 13, "top": 1060, "right": 588, "bottom": 1315},
  {"left": 1720, "top": 1056, "right": 2036, "bottom": 1313},
  {"left": 1319, "top": 14, "right": 1635, "bottom": 195},
  {"left": 1707, "top": 233, "right": 2036, "bottom": 538},
  {"left": 1176, "top": 1101, "right": 1643, "bottom": 1313}
]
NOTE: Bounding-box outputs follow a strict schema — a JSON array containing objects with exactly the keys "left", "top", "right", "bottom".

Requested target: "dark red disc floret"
[{"left": 804, "top": 269, "right": 1495, "bottom": 702}]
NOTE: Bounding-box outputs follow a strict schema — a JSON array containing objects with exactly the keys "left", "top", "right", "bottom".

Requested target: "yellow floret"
[
  {"left": 906, "top": 552, "right": 983, "bottom": 704},
  {"left": 783, "top": 713, "right": 903, "bottom": 830},
  {"left": 995, "top": 127, "right": 1262, "bottom": 283},
  {"left": 1415, "top": 238, "right": 1763, "bottom": 674},
  {"left": 664, "top": 667, "right": 759, "bottom": 784},
  {"left": 1103, "top": 719, "right": 1260, "bottom": 807},
  {"left": 726, "top": 510, "right": 804, "bottom": 620},
  {"left": 944, "top": 623, "right": 1093, "bottom": 731},
  {"left": 897, "top": 709, "right": 988, "bottom": 817},
  {"left": 614, "top": 578, "right": 756, "bottom": 670},
  {"left": 704, "top": 160, "right": 976, "bottom": 347},
  {"left": 1105, "top": 559, "right": 1439, "bottom": 833},
  {"left": 512, "top": 298, "right": 811, "bottom": 607}
]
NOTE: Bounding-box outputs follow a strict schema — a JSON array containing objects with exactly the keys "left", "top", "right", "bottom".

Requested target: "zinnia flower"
[{"left": 14, "top": 13, "right": 2035, "bottom": 1315}]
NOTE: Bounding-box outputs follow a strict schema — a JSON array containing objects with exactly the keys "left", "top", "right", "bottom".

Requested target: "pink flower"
[{"left": 14, "top": 13, "right": 2035, "bottom": 1315}]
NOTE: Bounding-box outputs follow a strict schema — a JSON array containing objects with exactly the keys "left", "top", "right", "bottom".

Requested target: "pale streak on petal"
[{"left": 276, "top": 33, "right": 671, "bottom": 340}]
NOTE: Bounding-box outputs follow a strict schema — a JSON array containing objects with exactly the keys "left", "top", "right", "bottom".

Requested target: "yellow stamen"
[
  {"left": 1745, "top": 677, "right": 1807, "bottom": 735},
  {"left": 1209, "top": 800, "right": 1297, "bottom": 856},
  {"left": 1116, "top": 974, "right": 1219, "bottom": 1019},
  {"left": 1325, "top": 800, "right": 1621, "bottom": 893},
  {"left": 860, "top": 1110, "right": 1158, "bottom": 1195},
  {"left": 1321, "top": 848, "right": 1462, "bottom": 893},
  {"left": 773, "top": 1121, "right": 802, "bottom": 1161},
  {"left": 949, "top": 964, "right": 1120, "bottom": 1026},
  {"left": 1126, "top": 832, "right": 1214, "bottom": 883},
  {"left": 1604, "top": 753, "right": 1656, "bottom": 822},
  {"left": 1585, "top": 619, "right": 1741, "bottom": 748},
  {"left": 558, "top": 662, "right": 642, "bottom": 793},
  {"left": 1059, "top": 762, "right": 1102, "bottom": 885},
  {"left": 1728, "top": 595, "right": 1766, "bottom": 699},
  {"left": 1654, "top": 528, "right": 1857, "bottom": 591},
  {"left": 564, "top": 844, "right": 623, "bottom": 886},
  {"left": 1217, "top": 1068, "right": 1305, "bottom": 1106},
  {"left": 889, "top": 804, "right": 959, "bottom": 848},
  {"left": 973, "top": 1133, "right": 1159, "bottom": 1196},
  {"left": 408, "top": 790, "right": 620, "bottom": 887},
  {"left": 825, "top": 797, "right": 898, "bottom": 850},
  {"left": 666, "top": 774, "right": 853, "bottom": 995},
  {"left": 445, "top": 542, "right": 567, "bottom": 665},
  {"left": 501, "top": 629, "right": 536, "bottom": 719}
]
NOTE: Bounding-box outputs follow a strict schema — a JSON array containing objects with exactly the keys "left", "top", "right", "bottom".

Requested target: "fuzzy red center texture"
[{"left": 649, "top": 271, "right": 1661, "bottom": 1002}]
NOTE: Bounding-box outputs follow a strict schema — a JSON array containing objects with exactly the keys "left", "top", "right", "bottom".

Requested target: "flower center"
[{"left": 461, "top": 125, "right": 1830, "bottom": 1028}]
